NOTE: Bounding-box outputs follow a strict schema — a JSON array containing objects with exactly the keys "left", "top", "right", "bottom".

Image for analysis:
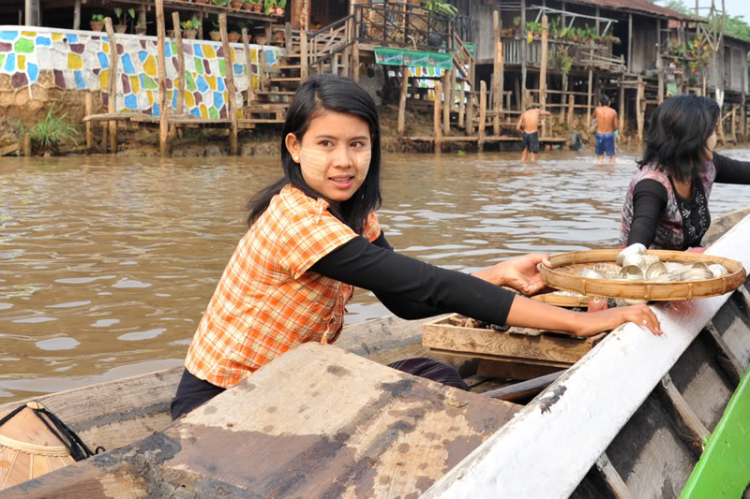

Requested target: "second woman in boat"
[
  {"left": 171, "top": 75, "right": 662, "bottom": 420},
  {"left": 620, "top": 94, "right": 750, "bottom": 250}
]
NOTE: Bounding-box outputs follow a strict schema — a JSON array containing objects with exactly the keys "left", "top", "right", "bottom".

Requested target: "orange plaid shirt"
[{"left": 185, "top": 185, "right": 381, "bottom": 388}]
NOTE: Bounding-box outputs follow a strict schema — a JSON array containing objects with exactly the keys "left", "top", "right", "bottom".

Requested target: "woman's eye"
[
  {"left": 319, "top": 140, "right": 333, "bottom": 147},
  {"left": 351, "top": 141, "right": 366, "bottom": 148}
]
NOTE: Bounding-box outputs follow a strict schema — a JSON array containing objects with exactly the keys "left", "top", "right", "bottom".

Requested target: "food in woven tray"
[{"left": 577, "top": 244, "right": 729, "bottom": 283}]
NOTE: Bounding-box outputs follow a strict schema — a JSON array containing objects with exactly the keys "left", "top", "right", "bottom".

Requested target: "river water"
[{"left": 2, "top": 149, "right": 749, "bottom": 401}]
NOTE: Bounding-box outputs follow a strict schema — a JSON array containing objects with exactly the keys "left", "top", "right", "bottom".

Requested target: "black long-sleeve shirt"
[
  {"left": 627, "top": 152, "right": 750, "bottom": 248},
  {"left": 310, "top": 232, "right": 516, "bottom": 324}
]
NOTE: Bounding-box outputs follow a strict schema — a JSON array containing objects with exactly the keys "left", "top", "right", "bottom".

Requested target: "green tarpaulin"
[{"left": 374, "top": 47, "right": 454, "bottom": 70}]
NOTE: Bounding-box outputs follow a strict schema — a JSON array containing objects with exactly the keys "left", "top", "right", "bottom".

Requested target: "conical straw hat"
[{"left": 0, "top": 402, "right": 75, "bottom": 490}]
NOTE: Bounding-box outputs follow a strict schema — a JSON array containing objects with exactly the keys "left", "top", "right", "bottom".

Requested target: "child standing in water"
[{"left": 171, "top": 75, "right": 661, "bottom": 419}]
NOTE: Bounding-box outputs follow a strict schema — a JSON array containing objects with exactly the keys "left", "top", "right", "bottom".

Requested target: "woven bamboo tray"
[{"left": 540, "top": 249, "right": 747, "bottom": 301}]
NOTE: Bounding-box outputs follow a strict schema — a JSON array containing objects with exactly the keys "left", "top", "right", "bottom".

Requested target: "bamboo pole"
[
  {"left": 104, "top": 18, "right": 118, "bottom": 154},
  {"left": 520, "top": 0, "right": 527, "bottom": 110},
  {"left": 628, "top": 13, "right": 633, "bottom": 74},
  {"left": 524, "top": 88, "right": 531, "bottom": 110},
  {"left": 352, "top": 41, "right": 360, "bottom": 82},
  {"left": 397, "top": 69, "right": 408, "bottom": 135},
  {"left": 458, "top": 75, "right": 465, "bottom": 128},
  {"left": 241, "top": 28, "right": 254, "bottom": 104},
  {"left": 493, "top": 10, "right": 502, "bottom": 136},
  {"left": 173, "top": 12, "right": 185, "bottom": 116},
  {"left": 22, "top": 133, "right": 31, "bottom": 157},
  {"left": 731, "top": 106, "right": 736, "bottom": 141},
  {"left": 442, "top": 70, "right": 450, "bottom": 136},
  {"left": 85, "top": 92, "right": 92, "bottom": 153},
  {"left": 101, "top": 122, "right": 108, "bottom": 152},
  {"left": 300, "top": 28, "right": 309, "bottom": 80},
  {"left": 220, "top": 14, "right": 238, "bottom": 155},
  {"left": 434, "top": 81, "right": 443, "bottom": 152},
  {"left": 259, "top": 48, "right": 267, "bottom": 92},
  {"left": 586, "top": 69, "right": 593, "bottom": 129},
  {"left": 156, "top": 0, "right": 168, "bottom": 156},
  {"left": 539, "top": 15, "right": 548, "bottom": 138},
  {"left": 73, "top": 0, "right": 81, "bottom": 30},
  {"left": 478, "top": 80, "right": 487, "bottom": 151},
  {"left": 618, "top": 76, "right": 625, "bottom": 133}
]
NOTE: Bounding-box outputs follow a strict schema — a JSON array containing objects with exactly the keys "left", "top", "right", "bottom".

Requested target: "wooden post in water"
[
  {"left": 442, "top": 70, "right": 450, "bottom": 136},
  {"left": 85, "top": 92, "right": 92, "bottom": 153},
  {"left": 478, "top": 80, "right": 487, "bottom": 151},
  {"left": 173, "top": 12, "right": 185, "bottom": 116},
  {"left": 156, "top": 0, "right": 168, "bottom": 156},
  {"left": 731, "top": 106, "right": 737, "bottom": 142},
  {"left": 220, "top": 14, "right": 239, "bottom": 155},
  {"left": 539, "top": 15, "right": 548, "bottom": 138},
  {"left": 466, "top": 90, "right": 475, "bottom": 136},
  {"left": 493, "top": 10, "right": 502, "bottom": 136},
  {"left": 397, "top": 69, "right": 408, "bottom": 135},
  {"left": 22, "top": 133, "right": 31, "bottom": 157},
  {"left": 242, "top": 28, "right": 254, "bottom": 104},
  {"left": 586, "top": 69, "right": 593, "bottom": 131},
  {"left": 524, "top": 88, "right": 531, "bottom": 110},
  {"left": 434, "top": 81, "right": 443, "bottom": 152},
  {"left": 104, "top": 17, "right": 118, "bottom": 154}
]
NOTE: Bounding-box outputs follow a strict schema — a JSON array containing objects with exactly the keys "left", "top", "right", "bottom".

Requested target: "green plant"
[
  {"left": 277, "top": 0, "right": 286, "bottom": 8},
  {"left": 91, "top": 14, "right": 105, "bottom": 23},
  {"left": 513, "top": 16, "right": 522, "bottom": 27},
  {"left": 113, "top": 8, "right": 123, "bottom": 23},
  {"left": 30, "top": 104, "right": 81, "bottom": 152},
  {"left": 180, "top": 15, "right": 202, "bottom": 31},
  {"left": 128, "top": 8, "right": 136, "bottom": 20},
  {"left": 421, "top": 0, "right": 458, "bottom": 17},
  {"left": 213, "top": 0, "right": 230, "bottom": 6}
]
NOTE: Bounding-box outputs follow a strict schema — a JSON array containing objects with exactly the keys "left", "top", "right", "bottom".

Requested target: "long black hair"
[
  {"left": 247, "top": 74, "right": 382, "bottom": 235},
  {"left": 637, "top": 94, "right": 720, "bottom": 183}
]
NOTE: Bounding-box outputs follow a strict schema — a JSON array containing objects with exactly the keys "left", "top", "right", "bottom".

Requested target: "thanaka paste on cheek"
[
  {"left": 299, "top": 148, "right": 329, "bottom": 181},
  {"left": 354, "top": 150, "right": 371, "bottom": 180}
]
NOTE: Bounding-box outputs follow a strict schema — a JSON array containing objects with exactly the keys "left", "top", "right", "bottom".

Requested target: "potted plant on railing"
[
  {"left": 135, "top": 18, "right": 147, "bottom": 36},
  {"left": 525, "top": 21, "right": 541, "bottom": 43},
  {"left": 229, "top": 30, "right": 241, "bottom": 43},
  {"left": 230, "top": 0, "right": 244, "bottom": 10},
  {"left": 209, "top": 18, "right": 221, "bottom": 41},
  {"left": 242, "top": 0, "right": 254, "bottom": 11},
  {"left": 113, "top": 8, "right": 128, "bottom": 34},
  {"left": 255, "top": 31, "right": 267, "bottom": 45},
  {"left": 275, "top": 0, "right": 286, "bottom": 16},
  {"left": 90, "top": 14, "right": 105, "bottom": 32},
  {"left": 421, "top": 0, "right": 457, "bottom": 17},
  {"left": 213, "top": 0, "right": 229, "bottom": 9},
  {"left": 195, "top": 0, "right": 210, "bottom": 5},
  {"left": 251, "top": 1, "right": 263, "bottom": 13},
  {"left": 181, "top": 16, "right": 200, "bottom": 39}
]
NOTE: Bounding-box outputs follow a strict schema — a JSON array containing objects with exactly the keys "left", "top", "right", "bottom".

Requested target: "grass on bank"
[{"left": 18, "top": 104, "right": 81, "bottom": 154}]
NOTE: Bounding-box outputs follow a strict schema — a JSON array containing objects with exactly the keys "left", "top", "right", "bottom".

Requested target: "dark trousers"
[{"left": 171, "top": 358, "right": 468, "bottom": 420}]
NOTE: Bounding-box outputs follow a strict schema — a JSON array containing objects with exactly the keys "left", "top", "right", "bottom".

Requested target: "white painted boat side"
[{"left": 422, "top": 215, "right": 750, "bottom": 499}]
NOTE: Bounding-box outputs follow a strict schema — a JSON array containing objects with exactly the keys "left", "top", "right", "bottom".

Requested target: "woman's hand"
[
  {"left": 473, "top": 254, "right": 551, "bottom": 295},
  {"left": 577, "top": 303, "right": 663, "bottom": 337}
]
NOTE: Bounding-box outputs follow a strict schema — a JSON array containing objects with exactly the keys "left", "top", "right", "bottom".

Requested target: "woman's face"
[{"left": 285, "top": 111, "right": 372, "bottom": 203}]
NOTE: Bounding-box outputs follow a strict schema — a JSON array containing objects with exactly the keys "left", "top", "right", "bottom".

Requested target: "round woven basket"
[
  {"left": 540, "top": 249, "right": 747, "bottom": 301},
  {"left": 0, "top": 403, "right": 75, "bottom": 490}
]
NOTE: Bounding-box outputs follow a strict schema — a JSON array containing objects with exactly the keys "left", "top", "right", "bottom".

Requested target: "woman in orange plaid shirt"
[{"left": 171, "top": 75, "right": 661, "bottom": 419}]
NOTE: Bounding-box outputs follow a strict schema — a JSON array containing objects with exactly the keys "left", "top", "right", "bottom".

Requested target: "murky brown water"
[{"left": 2, "top": 149, "right": 749, "bottom": 401}]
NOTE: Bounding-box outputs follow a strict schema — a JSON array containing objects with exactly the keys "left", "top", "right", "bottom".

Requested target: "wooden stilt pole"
[
  {"left": 434, "top": 81, "right": 443, "bottom": 152},
  {"left": 220, "top": 14, "right": 238, "bottom": 155},
  {"left": 104, "top": 18, "right": 118, "bottom": 154},
  {"left": 443, "top": 70, "right": 450, "bottom": 136},
  {"left": 731, "top": 106, "right": 737, "bottom": 142},
  {"left": 466, "top": 89, "right": 475, "bottom": 136},
  {"left": 300, "top": 28, "right": 309, "bottom": 80},
  {"left": 560, "top": 74, "right": 568, "bottom": 121},
  {"left": 567, "top": 93, "right": 574, "bottom": 127},
  {"left": 515, "top": 77, "right": 521, "bottom": 111},
  {"left": 458, "top": 76, "right": 465, "bottom": 129},
  {"left": 636, "top": 75, "right": 644, "bottom": 143},
  {"left": 241, "top": 27, "right": 254, "bottom": 104},
  {"left": 156, "top": 0, "right": 168, "bottom": 157},
  {"left": 478, "top": 80, "right": 487, "bottom": 151},
  {"left": 539, "top": 15, "right": 548, "bottom": 138},
  {"left": 73, "top": 0, "right": 81, "bottom": 30},
  {"left": 22, "top": 133, "right": 31, "bottom": 157},
  {"left": 101, "top": 122, "right": 108, "bottom": 153},
  {"left": 397, "top": 69, "right": 408, "bottom": 135},
  {"left": 524, "top": 88, "right": 531, "bottom": 110},
  {"left": 173, "top": 12, "right": 185, "bottom": 116},
  {"left": 493, "top": 10, "right": 502, "bottom": 136},
  {"left": 85, "top": 92, "right": 92, "bottom": 153},
  {"left": 352, "top": 42, "right": 360, "bottom": 83}
]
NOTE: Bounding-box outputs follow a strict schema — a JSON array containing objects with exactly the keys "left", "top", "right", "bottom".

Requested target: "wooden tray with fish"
[
  {"left": 539, "top": 247, "right": 746, "bottom": 301},
  {"left": 531, "top": 290, "right": 591, "bottom": 307}
]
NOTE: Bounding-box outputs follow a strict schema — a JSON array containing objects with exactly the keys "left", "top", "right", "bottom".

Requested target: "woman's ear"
[{"left": 285, "top": 133, "right": 301, "bottom": 163}]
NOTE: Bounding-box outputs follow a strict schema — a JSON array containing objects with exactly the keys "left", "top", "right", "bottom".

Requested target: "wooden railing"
[
  {"left": 353, "top": 2, "right": 454, "bottom": 52},
  {"left": 502, "top": 37, "right": 625, "bottom": 72},
  {"left": 308, "top": 14, "right": 353, "bottom": 69}
]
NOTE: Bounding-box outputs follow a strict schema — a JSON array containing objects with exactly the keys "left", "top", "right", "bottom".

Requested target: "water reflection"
[{"left": 1, "top": 150, "right": 749, "bottom": 401}]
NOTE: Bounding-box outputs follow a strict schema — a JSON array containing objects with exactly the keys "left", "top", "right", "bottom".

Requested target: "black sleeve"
[
  {"left": 627, "top": 179, "right": 668, "bottom": 247},
  {"left": 713, "top": 152, "right": 750, "bottom": 185},
  {"left": 310, "top": 233, "right": 516, "bottom": 325}
]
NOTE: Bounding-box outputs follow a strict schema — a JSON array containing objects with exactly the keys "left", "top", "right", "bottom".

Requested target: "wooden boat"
[{"left": 1, "top": 205, "right": 749, "bottom": 498}]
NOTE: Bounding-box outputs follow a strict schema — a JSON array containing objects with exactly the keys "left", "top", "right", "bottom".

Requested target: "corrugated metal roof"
[{"left": 565, "top": 0, "right": 697, "bottom": 21}]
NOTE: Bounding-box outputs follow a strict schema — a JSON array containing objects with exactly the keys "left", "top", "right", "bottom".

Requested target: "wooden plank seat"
[
  {"left": 83, "top": 112, "right": 148, "bottom": 123},
  {"left": 3, "top": 343, "right": 520, "bottom": 499}
]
